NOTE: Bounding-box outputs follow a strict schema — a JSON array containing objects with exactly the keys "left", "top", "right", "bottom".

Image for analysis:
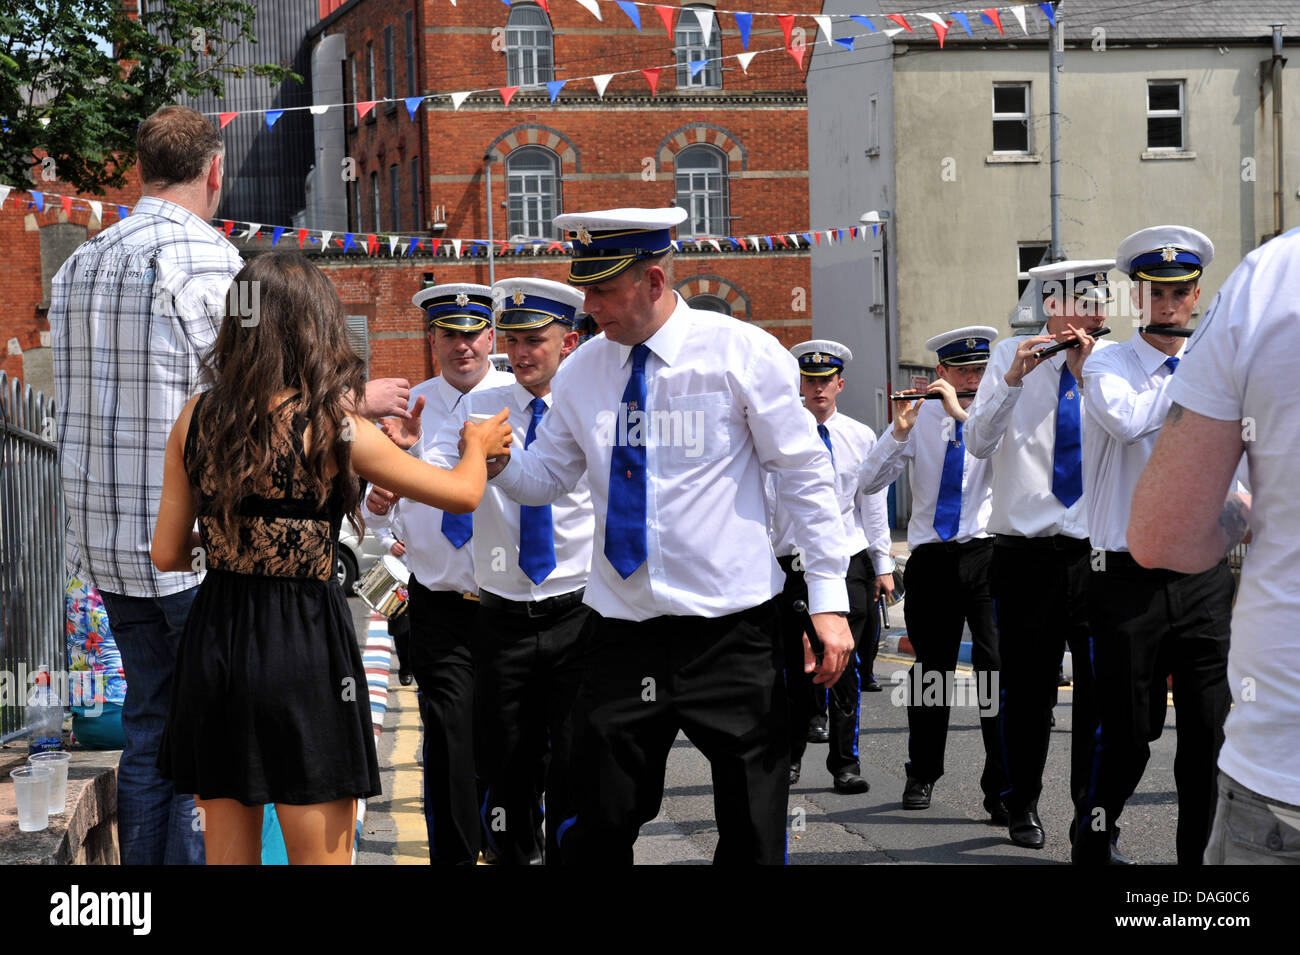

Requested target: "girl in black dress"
[{"left": 151, "top": 252, "right": 510, "bottom": 864}]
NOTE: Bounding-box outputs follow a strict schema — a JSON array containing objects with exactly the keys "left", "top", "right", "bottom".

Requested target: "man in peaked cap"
[
  {"left": 770, "top": 340, "right": 894, "bottom": 795},
  {"left": 480, "top": 207, "right": 854, "bottom": 864},
  {"left": 364, "top": 281, "right": 513, "bottom": 864},
  {"left": 961, "top": 258, "right": 1115, "bottom": 851},
  {"left": 860, "top": 326, "right": 1008, "bottom": 821},
  {"left": 1072, "top": 225, "right": 1232, "bottom": 865},
  {"left": 430, "top": 276, "right": 594, "bottom": 865}
]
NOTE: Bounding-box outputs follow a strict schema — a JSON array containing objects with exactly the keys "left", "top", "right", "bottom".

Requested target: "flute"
[
  {"left": 792, "top": 599, "right": 824, "bottom": 658},
  {"left": 1033, "top": 325, "right": 1113, "bottom": 360},
  {"left": 889, "top": 391, "right": 978, "bottom": 401},
  {"left": 1137, "top": 324, "right": 1194, "bottom": 337}
]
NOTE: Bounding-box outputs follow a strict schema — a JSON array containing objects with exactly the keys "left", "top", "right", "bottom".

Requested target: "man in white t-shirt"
[{"left": 1128, "top": 230, "right": 1297, "bottom": 864}]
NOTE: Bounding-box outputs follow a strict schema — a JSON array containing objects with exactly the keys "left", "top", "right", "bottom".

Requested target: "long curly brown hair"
[{"left": 190, "top": 251, "right": 366, "bottom": 541}]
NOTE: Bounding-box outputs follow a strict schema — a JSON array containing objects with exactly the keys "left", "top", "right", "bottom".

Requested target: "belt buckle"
[{"left": 526, "top": 598, "right": 549, "bottom": 618}]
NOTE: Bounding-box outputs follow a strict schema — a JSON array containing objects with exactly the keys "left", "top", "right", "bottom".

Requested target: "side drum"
[{"left": 357, "top": 555, "right": 412, "bottom": 619}]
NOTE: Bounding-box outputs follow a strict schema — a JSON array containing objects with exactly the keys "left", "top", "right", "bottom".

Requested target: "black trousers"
[
  {"left": 474, "top": 595, "right": 591, "bottom": 866},
  {"left": 388, "top": 604, "right": 411, "bottom": 670},
  {"left": 1077, "top": 553, "right": 1232, "bottom": 864},
  {"left": 990, "top": 536, "right": 1096, "bottom": 817},
  {"left": 560, "top": 600, "right": 788, "bottom": 865},
  {"left": 776, "top": 556, "right": 813, "bottom": 769},
  {"left": 828, "top": 551, "right": 877, "bottom": 776},
  {"left": 407, "top": 580, "right": 480, "bottom": 865},
  {"left": 902, "top": 539, "right": 1006, "bottom": 802}
]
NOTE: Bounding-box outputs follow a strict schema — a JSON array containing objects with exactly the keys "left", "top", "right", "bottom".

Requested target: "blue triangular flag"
[
  {"left": 872, "top": 224, "right": 879, "bottom": 237},
  {"left": 546, "top": 79, "right": 566, "bottom": 103},
  {"left": 404, "top": 96, "right": 424, "bottom": 119},
  {"left": 1039, "top": 3, "right": 1057, "bottom": 26},
  {"left": 801, "top": 232, "right": 812, "bottom": 245},
  {"left": 851, "top": 15, "right": 877, "bottom": 31},
  {"left": 514, "top": 244, "right": 524, "bottom": 254},
  {"left": 734, "top": 12, "right": 752, "bottom": 49},
  {"left": 980, "top": 10, "right": 999, "bottom": 28},
  {"left": 838, "top": 229, "right": 845, "bottom": 242},
  {"left": 271, "top": 226, "right": 286, "bottom": 246},
  {"left": 342, "top": 233, "right": 355, "bottom": 252},
  {"left": 616, "top": 1, "right": 641, "bottom": 30},
  {"left": 689, "top": 59, "right": 709, "bottom": 78},
  {"left": 765, "top": 235, "right": 774, "bottom": 250},
  {"left": 30, "top": 191, "right": 43, "bottom": 212},
  {"left": 265, "top": 110, "right": 284, "bottom": 129},
  {"left": 834, "top": 37, "right": 855, "bottom": 51},
  {"left": 499, "top": 0, "right": 510, "bottom": 5},
  {"left": 116, "top": 205, "right": 128, "bottom": 219},
  {"left": 729, "top": 237, "right": 739, "bottom": 249},
  {"left": 951, "top": 11, "right": 973, "bottom": 36}
]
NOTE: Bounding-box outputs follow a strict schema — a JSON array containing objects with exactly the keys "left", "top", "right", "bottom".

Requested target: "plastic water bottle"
[{"left": 27, "top": 665, "right": 64, "bottom": 755}]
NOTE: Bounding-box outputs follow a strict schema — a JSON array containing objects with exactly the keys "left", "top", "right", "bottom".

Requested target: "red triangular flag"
[
  {"left": 499, "top": 86, "right": 519, "bottom": 107},
  {"left": 497, "top": 239, "right": 509, "bottom": 254},
  {"left": 536, "top": 0, "right": 549, "bottom": 12},
  {"left": 640, "top": 68, "right": 663, "bottom": 96},
  {"left": 655, "top": 5, "right": 676, "bottom": 36},
  {"left": 777, "top": 234, "right": 789, "bottom": 248},
  {"left": 60, "top": 195, "right": 73, "bottom": 216},
  {"left": 429, "top": 238, "right": 441, "bottom": 256},
  {"left": 984, "top": 8, "right": 1004, "bottom": 35},
  {"left": 813, "top": 231, "right": 821, "bottom": 246},
  {"left": 788, "top": 44, "right": 805, "bottom": 68},
  {"left": 778, "top": 14, "right": 795, "bottom": 48},
  {"left": 218, "top": 112, "right": 238, "bottom": 129},
  {"left": 931, "top": 19, "right": 950, "bottom": 47},
  {"left": 356, "top": 101, "right": 377, "bottom": 121},
  {"left": 366, "top": 234, "right": 378, "bottom": 255},
  {"left": 297, "top": 229, "right": 308, "bottom": 249},
  {"left": 221, "top": 220, "right": 234, "bottom": 236},
  {"left": 886, "top": 13, "right": 914, "bottom": 32}
]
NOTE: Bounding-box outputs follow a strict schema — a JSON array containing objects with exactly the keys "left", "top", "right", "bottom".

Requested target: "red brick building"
[{"left": 308, "top": 0, "right": 820, "bottom": 384}]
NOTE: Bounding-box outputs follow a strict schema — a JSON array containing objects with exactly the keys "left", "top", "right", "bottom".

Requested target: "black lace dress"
[{"left": 158, "top": 392, "right": 381, "bottom": 806}]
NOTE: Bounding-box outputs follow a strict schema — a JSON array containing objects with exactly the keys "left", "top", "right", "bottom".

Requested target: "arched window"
[
  {"left": 688, "top": 294, "right": 731, "bottom": 316},
  {"left": 506, "top": 4, "right": 554, "bottom": 88},
  {"left": 506, "top": 147, "right": 561, "bottom": 240},
  {"left": 675, "top": 146, "right": 728, "bottom": 237},
  {"left": 676, "top": 5, "right": 722, "bottom": 89}
]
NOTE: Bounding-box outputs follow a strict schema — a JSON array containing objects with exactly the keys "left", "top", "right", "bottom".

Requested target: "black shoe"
[
  {"left": 398, "top": 667, "right": 414, "bottom": 686},
  {"left": 833, "top": 772, "right": 870, "bottom": 795},
  {"left": 789, "top": 763, "right": 801, "bottom": 786},
  {"left": 1109, "top": 842, "right": 1137, "bottom": 865},
  {"left": 902, "top": 777, "right": 932, "bottom": 810},
  {"left": 806, "top": 716, "right": 830, "bottom": 744},
  {"left": 983, "top": 797, "right": 1009, "bottom": 827},
  {"left": 1049, "top": 712, "right": 1057, "bottom": 727},
  {"left": 1008, "top": 808, "right": 1045, "bottom": 849},
  {"left": 863, "top": 677, "right": 883, "bottom": 692}
]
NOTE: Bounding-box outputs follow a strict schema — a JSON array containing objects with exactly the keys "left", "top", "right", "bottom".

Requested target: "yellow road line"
[{"left": 388, "top": 680, "right": 428, "bottom": 865}]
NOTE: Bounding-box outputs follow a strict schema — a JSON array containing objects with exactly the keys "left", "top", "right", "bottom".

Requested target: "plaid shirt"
[{"left": 50, "top": 197, "right": 242, "bottom": 598}]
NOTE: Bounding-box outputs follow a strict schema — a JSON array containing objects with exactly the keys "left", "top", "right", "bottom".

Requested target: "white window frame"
[
  {"left": 675, "top": 145, "right": 729, "bottom": 238},
  {"left": 365, "top": 43, "right": 375, "bottom": 100},
  {"left": 992, "top": 82, "right": 1031, "bottom": 155},
  {"left": 370, "top": 171, "right": 380, "bottom": 233},
  {"left": 1146, "top": 79, "right": 1186, "bottom": 151},
  {"left": 506, "top": 147, "right": 561, "bottom": 240},
  {"left": 506, "top": 5, "right": 555, "bottom": 89},
  {"left": 676, "top": 6, "right": 723, "bottom": 90}
]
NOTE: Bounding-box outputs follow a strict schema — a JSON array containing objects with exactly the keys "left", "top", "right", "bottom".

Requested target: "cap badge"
[
  {"left": 455, "top": 292, "right": 469, "bottom": 307},
  {"left": 1161, "top": 246, "right": 1178, "bottom": 262},
  {"left": 1094, "top": 273, "right": 1105, "bottom": 284},
  {"left": 966, "top": 338, "right": 976, "bottom": 348},
  {"left": 512, "top": 289, "right": 526, "bottom": 306},
  {"left": 576, "top": 227, "right": 592, "bottom": 245}
]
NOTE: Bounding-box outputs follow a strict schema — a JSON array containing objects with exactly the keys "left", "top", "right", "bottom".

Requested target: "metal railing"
[{"left": 0, "top": 372, "right": 65, "bottom": 743}]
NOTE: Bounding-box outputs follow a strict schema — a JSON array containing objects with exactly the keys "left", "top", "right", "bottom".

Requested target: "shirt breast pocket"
[{"left": 663, "top": 391, "right": 734, "bottom": 466}]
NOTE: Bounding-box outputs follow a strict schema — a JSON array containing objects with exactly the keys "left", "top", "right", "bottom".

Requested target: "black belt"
[
  {"left": 994, "top": 533, "right": 1090, "bottom": 553},
  {"left": 914, "top": 537, "right": 993, "bottom": 555},
  {"left": 479, "top": 588, "right": 585, "bottom": 619},
  {"left": 1096, "top": 549, "right": 1224, "bottom": 579}
]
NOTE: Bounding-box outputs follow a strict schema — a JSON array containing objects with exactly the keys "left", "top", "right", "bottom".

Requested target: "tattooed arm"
[{"left": 1128, "top": 402, "right": 1249, "bottom": 572}]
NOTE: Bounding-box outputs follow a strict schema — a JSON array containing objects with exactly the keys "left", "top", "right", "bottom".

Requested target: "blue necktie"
[
  {"left": 518, "top": 397, "right": 556, "bottom": 585},
  {"left": 1164, "top": 356, "right": 1180, "bottom": 373},
  {"left": 1051, "top": 365, "right": 1083, "bottom": 508},
  {"left": 817, "top": 423, "right": 835, "bottom": 468},
  {"left": 605, "top": 344, "right": 649, "bottom": 578},
  {"left": 933, "top": 420, "right": 964, "bottom": 541}
]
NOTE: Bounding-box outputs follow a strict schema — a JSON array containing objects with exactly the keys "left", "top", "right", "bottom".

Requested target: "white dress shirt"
[
  {"left": 766, "top": 409, "right": 893, "bottom": 574},
  {"left": 1080, "top": 334, "right": 1183, "bottom": 553},
  {"left": 491, "top": 294, "right": 850, "bottom": 621},
  {"left": 1165, "top": 229, "right": 1300, "bottom": 803},
  {"left": 860, "top": 400, "right": 994, "bottom": 548},
  {"left": 963, "top": 333, "right": 1113, "bottom": 539},
  {"left": 367, "top": 367, "right": 514, "bottom": 592},
  {"left": 430, "top": 381, "right": 594, "bottom": 602}
]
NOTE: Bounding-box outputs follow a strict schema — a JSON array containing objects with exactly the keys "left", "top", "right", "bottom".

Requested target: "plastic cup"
[
  {"left": 10, "top": 767, "right": 51, "bottom": 832},
  {"left": 467, "top": 413, "right": 495, "bottom": 424},
  {"left": 29, "top": 752, "right": 71, "bottom": 814}
]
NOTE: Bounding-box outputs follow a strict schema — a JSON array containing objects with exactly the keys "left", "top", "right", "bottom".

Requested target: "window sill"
[
  {"left": 986, "top": 154, "right": 1041, "bottom": 164},
  {"left": 1141, "top": 149, "right": 1196, "bottom": 161}
]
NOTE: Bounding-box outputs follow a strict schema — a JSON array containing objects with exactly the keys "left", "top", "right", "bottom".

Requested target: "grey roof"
[{"left": 865, "top": 1, "right": 1300, "bottom": 43}]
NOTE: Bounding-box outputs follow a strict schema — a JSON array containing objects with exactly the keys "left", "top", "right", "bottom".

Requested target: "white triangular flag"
[
  {"left": 787, "top": 233, "right": 800, "bottom": 246},
  {"left": 826, "top": 229, "right": 835, "bottom": 244},
  {"left": 531, "top": 242, "right": 541, "bottom": 255},
  {"left": 388, "top": 235, "right": 400, "bottom": 255},
  {"left": 736, "top": 51, "right": 757, "bottom": 73},
  {"left": 88, "top": 200, "right": 102, "bottom": 223},
  {"left": 813, "top": 16, "right": 834, "bottom": 48},
  {"left": 0, "top": 185, "right": 10, "bottom": 209},
  {"left": 749, "top": 235, "right": 760, "bottom": 251},
  {"left": 591, "top": 74, "right": 614, "bottom": 97},
  {"left": 919, "top": 12, "right": 946, "bottom": 25},
  {"left": 1010, "top": 5, "right": 1028, "bottom": 34},
  {"left": 697, "top": 8, "right": 715, "bottom": 46},
  {"left": 451, "top": 91, "right": 471, "bottom": 110},
  {"left": 708, "top": 239, "right": 721, "bottom": 252},
  {"left": 575, "top": 0, "right": 602, "bottom": 21},
  {"left": 882, "top": 28, "right": 904, "bottom": 38},
  {"left": 309, "top": 105, "right": 329, "bottom": 115},
  {"left": 246, "top": 222, "right": 261, "bottom": 239},
  {"left": 320, "top": 230, "right": 333, "bottom": 250},
  {"left": 452, "top": 238, "right": 462, "bottom": 258}
]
